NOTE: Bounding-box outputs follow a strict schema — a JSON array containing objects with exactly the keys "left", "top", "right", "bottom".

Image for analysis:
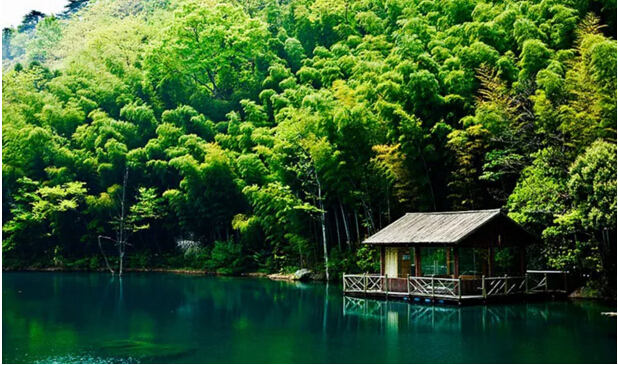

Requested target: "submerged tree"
[{"left": 98, "top": 167, "right": 165, "bottom": 275}]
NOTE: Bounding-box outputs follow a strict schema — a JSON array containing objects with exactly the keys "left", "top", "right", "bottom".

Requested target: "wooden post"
[
  {"left": 446, "top": 248, "right": 452, "bottom": 276},
  {"left": 458, "top": 277, "right": 462, "bottom": 299},
  {"left": 385, "top": 274, "right": 388, "bottom": 297},
  {"left": 431, "top": 275, "right": 435, "bottom": 298},
  {"left": 364, "top": 272, "right": 368, "bottom": 296},
  {"left": 454, "top": 247, "right": 460, "bottom": 278},
  {"left": 408, "top": 275, "right": 411, "bottom": 295},
  {"left": 544, "top": 272, "right": 548, "bottom": 292},
  {"left": 504, "top": 274, "right": 508, "bottom": 295},
  {"left": 414, "top": 246, "right": 422, "bottom": 276},
  {"left": 525, "top": 273, "right": 528, "bottom": 294},
  {"left": 343, "top": 272, "right": 346, "bottom": 292},
  {"left": 482, "top": 275, "right": 487, "bottom": 298}
]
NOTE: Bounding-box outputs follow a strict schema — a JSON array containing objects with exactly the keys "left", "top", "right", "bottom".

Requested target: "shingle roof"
[{"left": 363, "top": 209, "right": 512, "bottom": 245}]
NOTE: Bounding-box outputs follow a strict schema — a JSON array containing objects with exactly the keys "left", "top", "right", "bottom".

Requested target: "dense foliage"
[{"left": 2, "top": 0, "right": 616, "bottom": 292}]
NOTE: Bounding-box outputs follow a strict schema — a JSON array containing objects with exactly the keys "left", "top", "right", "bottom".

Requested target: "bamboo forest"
[{"left": 2, "top": 0, "right": 617, "bottom": 298}]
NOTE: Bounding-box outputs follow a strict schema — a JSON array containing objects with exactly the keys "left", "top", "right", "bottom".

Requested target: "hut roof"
[{"left": 363, "top": 209, "right": 533, "bottom": 245}]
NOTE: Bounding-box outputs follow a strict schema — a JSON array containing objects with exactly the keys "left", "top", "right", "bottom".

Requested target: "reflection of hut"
[
  {"left": 365, "top": 209, "right": 535, "bottom": 279},
  {"left": 342, "top": 297, "right": 554, "bottom": 332}
]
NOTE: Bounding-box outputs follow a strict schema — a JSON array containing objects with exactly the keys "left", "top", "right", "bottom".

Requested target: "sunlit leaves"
[
  {"left": 2, "top": 0, "right": 616, "bottom": 282},
  {"left": 128, "top": 187, "right": 166, "bottom": 231},
  {"left": 567, "top": 140, "right": 617, "bottom": 231},
  {"left": 145, "top": 0, "right": 272, "bottom": 112},
  {"left": 3, "top": 179, "right": 87, "bottom": 250},
  {"left": 518, "top": 39, "right": 553, "bottom": 80}
]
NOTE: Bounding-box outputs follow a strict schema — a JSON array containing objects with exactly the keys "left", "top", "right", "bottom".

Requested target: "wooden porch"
[{"left": 342, "top": 270, "right": 568, "bottom": 304}]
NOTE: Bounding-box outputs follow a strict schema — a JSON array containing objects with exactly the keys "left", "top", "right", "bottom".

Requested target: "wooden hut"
[
  {"left": 342, "top": 209, "right": 559, "bottom": 303},
  {"left": 367, "top": 209, "right": 534, "bottom": 279}
]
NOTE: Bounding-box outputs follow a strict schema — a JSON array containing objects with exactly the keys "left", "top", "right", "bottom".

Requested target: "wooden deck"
[{"left": 343, "top": 271, "right": 568, "bottom": 305}]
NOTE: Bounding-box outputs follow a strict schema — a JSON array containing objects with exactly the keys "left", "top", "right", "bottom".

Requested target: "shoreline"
[
  {"left": 1, "top": 266, "right": 309, "bottom": 281},
  {"left": 3, "top": 266, "right": 211, "bottom": 275},
  {"left": 2, "top": 268, "right": 614, "bottom": 301}
]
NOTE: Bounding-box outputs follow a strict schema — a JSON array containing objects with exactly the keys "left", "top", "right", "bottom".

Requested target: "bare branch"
[{"left": 98, "top": 235, "right": 115, "bottom": 275}]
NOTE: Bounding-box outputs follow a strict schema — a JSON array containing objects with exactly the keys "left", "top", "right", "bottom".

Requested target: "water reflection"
[
  {"left": 3, "top": 273, "right": 616, "bottom": 364},
  {"left": 343, "top": 296, "right": 589, "bottom": 333}
]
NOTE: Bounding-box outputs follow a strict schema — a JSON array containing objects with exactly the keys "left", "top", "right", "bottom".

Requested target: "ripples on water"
[{"left": 32, "top": 354, "right": 140, "bottom": 364}]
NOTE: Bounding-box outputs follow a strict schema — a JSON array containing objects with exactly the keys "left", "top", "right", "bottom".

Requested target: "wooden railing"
[
  {"left": 343, "top": 270, "right": 568, "bottom": 300},
  {"left": 526, "top": 270, "right": 569, "bottom": 293},
  {"left": 343, "top": 273, "right": 385, "bottom": 294},
  {"left": 483, "top": 276, "right": 527, "bottom": 297},
  {"left": 408, "top": 276, "right": 461, "bottom": 298},
  {"left": 343, "top": 296, "right": 387, "bottom": 318}
]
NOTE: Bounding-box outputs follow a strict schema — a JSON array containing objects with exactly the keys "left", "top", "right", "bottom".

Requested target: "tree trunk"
[
  {"left": 362, "top": 203, "right": 374, "bottom": 236},
  {"left": 335, "top": 208, "right": 342, "bottom": 252},
  {"left": 119, "top": 252, "right": 124, "bottom": 277},
  {"left": 359, "top": 195, "right": 375, "bottom": 234},
  {"left": 98, "top": 235, "right": 115, "bottom": 275},
  {"left": 118, "top": 166, "right": 129, "bottom": 276},
  {"left": 354, "top": 208, "right": 360, "bottom": 243},
  {"left": 339, "top": 199, "right": 351, "bottom": 250},
  {"left": 316, "top": 178, "right": 329, "bottom": 281}
]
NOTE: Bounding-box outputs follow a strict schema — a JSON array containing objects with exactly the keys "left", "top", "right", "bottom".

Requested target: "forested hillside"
[{"left": 2, "top": 0, "right": 616, "bottom": 292}]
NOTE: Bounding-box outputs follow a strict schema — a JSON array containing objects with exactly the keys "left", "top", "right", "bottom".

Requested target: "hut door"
[
  {"left": 398, "top": 248, "right": 411, "bottom": 277},
  {"left": 385, "top": 247, "right": 398, "bottom": 278}
]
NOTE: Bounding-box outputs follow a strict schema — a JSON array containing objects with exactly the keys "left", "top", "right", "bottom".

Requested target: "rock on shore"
[{"left": 267, "top": 269, "right": 315, "bottom": 281}]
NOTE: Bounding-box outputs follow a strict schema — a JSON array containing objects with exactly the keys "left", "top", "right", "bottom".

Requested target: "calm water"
[{"left": 2, "top": 272, "right": 616, "bottom": 363}]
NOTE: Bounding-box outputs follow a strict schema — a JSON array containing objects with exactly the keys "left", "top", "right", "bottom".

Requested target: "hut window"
[
  {"left": 494, "top": 247, "right": 519, "bottom": 275},
  {"left": 420, "top": 247, "right": 453, "bottom": 277},
  {"left": 458, "top": 247, "right": 489, "bottom": 277}
]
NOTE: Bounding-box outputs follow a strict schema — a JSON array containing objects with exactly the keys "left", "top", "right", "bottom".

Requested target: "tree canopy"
[{"left": 2, "top": 0, "right": 616, "bottom": 293}]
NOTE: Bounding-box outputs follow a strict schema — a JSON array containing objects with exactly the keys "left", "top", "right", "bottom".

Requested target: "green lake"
[{"left": 2, "top": 272, "right": 616, "bottom": 363}]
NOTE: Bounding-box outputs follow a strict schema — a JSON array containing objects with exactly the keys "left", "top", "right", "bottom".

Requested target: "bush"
[
  {"left": 206, "top": 240, "right": 246, "bottom": 274},
  {"left": 326, "top": 248, "right": 356, "bottom": 280},
  {"left": 127, "top": 252, "right": 152, "bottom": 269},
  {"left": 182, "top": 247, "right": 209, "bottom": 270},
  {"left": 89, "top": 256, "right": 100, "bottom": 270},
  {"left": 65, "top": 257, "right": 92, "bottom": 269},
  {"left": 250, "top": 249, "right": 274, "bottom": 273},
  {"left": 355, "top": 245, "right": 380, "bottom": 273}
]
